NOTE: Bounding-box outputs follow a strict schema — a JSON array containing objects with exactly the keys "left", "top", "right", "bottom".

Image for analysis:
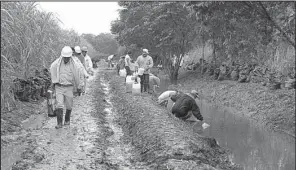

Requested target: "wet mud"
[{"left": 3, "top": 68, "right": 240, "bottom": 170}]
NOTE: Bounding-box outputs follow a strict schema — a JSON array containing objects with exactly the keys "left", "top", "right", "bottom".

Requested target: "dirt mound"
[{"left": 105, "top": 72, "right": 241, "bottom": 170}]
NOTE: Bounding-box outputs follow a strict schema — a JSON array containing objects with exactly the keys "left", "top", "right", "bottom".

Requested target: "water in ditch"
[{"left": 159, "top": 76, "right": 295, "bottom": 170}]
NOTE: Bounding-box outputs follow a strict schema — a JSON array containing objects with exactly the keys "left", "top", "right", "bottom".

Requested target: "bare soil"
[{"left": 1, "top": 69, "right": 241, "bottom": 170}]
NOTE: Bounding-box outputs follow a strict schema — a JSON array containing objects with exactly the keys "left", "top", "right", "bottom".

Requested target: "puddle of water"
[{"left": 198, "top": 100, "right": 295, "bottom": 170}]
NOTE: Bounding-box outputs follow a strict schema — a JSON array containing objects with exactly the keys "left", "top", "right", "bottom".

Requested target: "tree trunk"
[{"left": 170, "top": 69, "right": 178, "bottom": 85}]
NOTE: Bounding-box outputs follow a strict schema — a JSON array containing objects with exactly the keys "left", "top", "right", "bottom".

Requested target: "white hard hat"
[
  {"left": 81, "top": 46, "right": 88, "bottom": 52},
  {"left": 143, "top": 49, "right": 149, "bottom": 54},
  {"left": 61, "top": 46, "right": 73, "bottom": 57},
  {"left": 74, "top": 46, "right": 81, "bottom": 53}
]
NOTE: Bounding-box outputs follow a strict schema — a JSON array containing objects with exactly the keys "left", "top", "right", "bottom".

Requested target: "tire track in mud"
[{"left": 10, "top": 69, "right": 149, "bottom": 170}]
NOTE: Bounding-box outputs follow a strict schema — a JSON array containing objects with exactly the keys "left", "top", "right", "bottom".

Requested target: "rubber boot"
[
  {"left": 55, "top": 108, "right": 63, "bottom": 129},
  {"left": 64, "top": 109, "right": 72, "bottom": 125}
]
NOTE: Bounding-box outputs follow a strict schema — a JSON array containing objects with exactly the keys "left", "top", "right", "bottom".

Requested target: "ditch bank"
[
  {"left": 167, "top": 70, "right": 295, "bottom": 137},
  {"left": 103, "top": 71, "right": 241, "bottom": 170}
]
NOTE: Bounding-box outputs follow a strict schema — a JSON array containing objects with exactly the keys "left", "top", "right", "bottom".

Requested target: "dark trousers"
[
  {"left": 139, "top": 74, "right": 149, "bottom": 92},
  {"left": 124, "top": 66, "right": 132, "bottom": 82}
]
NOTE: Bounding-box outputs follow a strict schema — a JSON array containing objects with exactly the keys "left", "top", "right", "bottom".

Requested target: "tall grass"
[{"left": 1, "top": 2, "right": 80, "bottom": 112}]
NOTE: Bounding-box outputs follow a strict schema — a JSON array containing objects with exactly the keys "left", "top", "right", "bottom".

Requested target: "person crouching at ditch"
[
  {"left": 171, "top": 90, "right": 203, "bottom": 122},
  {"left": 50, "top": 46, "right": 84, "bottom": 129},
  {"left": 135, "top": 49, "right": 153, "bottom": 93}
]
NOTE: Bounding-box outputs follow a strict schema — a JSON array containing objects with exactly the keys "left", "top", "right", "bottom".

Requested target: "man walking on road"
[
  {"left": 50, "top": 46, "right": 84, "bottom": 129},
  {"left": 74, "top": 46, "right": 89, "bottom": 94},
  {"left": 135, "top": 49, "right": 153, "bottom": 93},
  {"left": 82, "top": 46, "right": 94, "bottom": 76}
]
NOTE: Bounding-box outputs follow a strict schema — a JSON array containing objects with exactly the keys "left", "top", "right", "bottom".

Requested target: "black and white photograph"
[{"left": 1, "top": 1, "right": 295, "bottom": 170}]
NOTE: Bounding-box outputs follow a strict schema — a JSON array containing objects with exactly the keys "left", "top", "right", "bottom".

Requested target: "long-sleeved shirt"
[
  {"left": 171, "top": 94, "right": 203, "bottom": 121},
  {"left": 125, "top": 54, "right": 132, "bottom": 67},
  {"left": 50, "top": 57, "right": 83, "bottom": 91},
  {"left": 77, "top": 54, "right": 85, "bottom": 68},
  {"left": 135, "top": 55, "right": 153, "bottom": 74},
  {"left": 84, "top": 54, "right": 94, "bottom": 73},
  {"left": 59, "top": 61, "right": 73, "bottom": 85},
  {"left": 73, "top": 56, "right": 89, "bottom": 78}
]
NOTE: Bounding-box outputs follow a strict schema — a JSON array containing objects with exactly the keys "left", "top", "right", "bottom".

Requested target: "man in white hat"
[
  {"left": 81, "top": 46, "right": 94, "bottom": 76},
  {"left": 171, "top": 89, "right": 203, "bottom": 122},
  {"left": 49, "top": 46, "right": 84, "bottom": 129},
  {"left": 74, "top": 46, "right": 89, "bottom": 94},
  {"left": 135, "top": 49, "right": 154, "bottom": 93}
]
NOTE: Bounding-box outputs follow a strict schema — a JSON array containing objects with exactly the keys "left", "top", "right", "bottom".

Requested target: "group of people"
[
  {"left": 49, "top": 45, "right": 94, "bottom": 129},
  {"left": 117, "top": 48, "right": 204, "bottom": 125},
  {"left": 118, "top": 49, "right": 159, "bottom": 94}
]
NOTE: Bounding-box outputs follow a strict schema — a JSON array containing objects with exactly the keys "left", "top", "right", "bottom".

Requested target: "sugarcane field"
[{"left": 1, "top": 2, "right": 295, "bottom": 170}]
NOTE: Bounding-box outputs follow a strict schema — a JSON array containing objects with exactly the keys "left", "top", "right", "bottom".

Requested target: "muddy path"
[
  {"left": 8, "top": 69, "right": 149, "bottom": 170},
  {"left": 3, "top": 68, "right": 240, "bottom": 170}
]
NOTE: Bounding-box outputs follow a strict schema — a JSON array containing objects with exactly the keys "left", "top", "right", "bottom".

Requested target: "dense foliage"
[
  {"left": 82, "top": 33, "right": 119, "bottom": 59},
  {"left": 1, "top": 2, "right": 80, "bottom": 112},
  {"left": 111, "top": 1, "right": 295, "bottom": 83}
]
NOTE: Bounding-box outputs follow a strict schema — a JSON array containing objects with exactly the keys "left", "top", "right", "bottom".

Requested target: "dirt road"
[
  {"left": 10, "top": 69, "right": 149, "bottom": 170},
  {"left": 4, "top": 68, "right": 239, "bottom": 170}
]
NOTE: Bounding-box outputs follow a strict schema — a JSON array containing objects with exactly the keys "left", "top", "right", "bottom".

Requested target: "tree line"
[{"left": 110, "top": 1, "right": 295, "bottom": 84}]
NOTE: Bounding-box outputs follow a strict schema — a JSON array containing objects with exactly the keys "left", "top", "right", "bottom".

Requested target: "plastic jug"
[
  {"left": 132, "top": 82, "right": 141, "bottom": 94},
  {"left": 126, "top": 75, "right": 133, "bottom": 83},
  {"left": 138, "top": 68, "right": 145, "bottom": 75},
  {"left": 126, "top": 75, "right": 134, "bottom": 93},
  {"left": 119, "top": 69, "right": 126, "bottom": 77}
]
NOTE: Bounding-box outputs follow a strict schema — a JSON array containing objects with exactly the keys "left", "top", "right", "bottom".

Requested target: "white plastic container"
[
  {"left": 132, "top": 82, "right": 141, "bottom": 94},
  {"left": 126, "top": 75, "right": 133, "bottom": 83},
  {"left": 119, "top": 69, "right": 126, "bottom": 77},
  {"left": 138, "top": 68, "right": 145, "bottom": 75},
  {"left": 126, "top": 75, "right": 134, "bottom": 93}
]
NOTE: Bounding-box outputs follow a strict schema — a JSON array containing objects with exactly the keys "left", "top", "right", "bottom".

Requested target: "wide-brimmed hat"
[{"left": 61, "top": 46, "right": 73, "bottom": 57}]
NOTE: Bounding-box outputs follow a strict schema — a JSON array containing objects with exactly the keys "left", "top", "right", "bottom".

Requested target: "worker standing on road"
[
  {"left": 50, "top": 46, "right": 84, "bottom": 129},
  {"left": 71, "top": 46, "right": 88, "bottom": 96},
  {"left": 125, "top": 51, "right": 133, "bottom": 82},
  {"left": 125, "top": 51, "right": 133, "bottom": 76},
  {"left": 171, "top": 90, "right": 203, "bottom": 122},
  {"left": 107, "top": 54, "right": 115, "bottom": 69},
  {"left": 81, "top": 46, "right": 94, "bottom": 76},
  {"left": 135, "top": 49, "right": 153, "bottom": 93},
  {"left": 74, "top": 46, "right": 89, "bottom": 94}
]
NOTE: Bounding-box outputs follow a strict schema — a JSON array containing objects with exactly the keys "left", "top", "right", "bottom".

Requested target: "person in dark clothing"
[{"left": 171, "top": 90, "right": 203, "bottom": 121}]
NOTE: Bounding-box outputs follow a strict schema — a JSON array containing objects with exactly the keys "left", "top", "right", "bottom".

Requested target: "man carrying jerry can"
[{"left": 49, "top": 46, "right": 84, "bottom": 129}]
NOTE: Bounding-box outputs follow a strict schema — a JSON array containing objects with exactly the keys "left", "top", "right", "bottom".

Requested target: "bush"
[{"left": 1, "top": 2, "right": 80, "bottom": 112}]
